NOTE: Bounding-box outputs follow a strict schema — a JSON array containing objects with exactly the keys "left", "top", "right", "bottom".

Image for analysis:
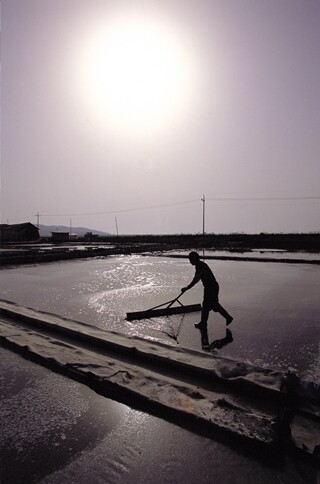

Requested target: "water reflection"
[{"left": 196, "top": 326, "right": 234, "bottom": 352}]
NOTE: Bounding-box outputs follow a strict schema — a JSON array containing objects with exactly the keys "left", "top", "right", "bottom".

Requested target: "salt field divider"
[{"left": 0, "top": 299, "right": 319, "bottom": 464}]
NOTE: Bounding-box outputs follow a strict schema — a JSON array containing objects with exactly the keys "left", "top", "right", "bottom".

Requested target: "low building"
[
  {"left": 0, "top": 223, "right": 40, "bottom": 243},
  {"left": 51, "top": 232, "right": 70, "bottom": 243},
  {"left": 84, "top": 231, "right": 99, "bottom": 241}
]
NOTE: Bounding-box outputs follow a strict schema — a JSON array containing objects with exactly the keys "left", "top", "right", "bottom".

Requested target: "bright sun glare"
[{"left": 79, "top": 12, "right": 196, "bottom": 136}]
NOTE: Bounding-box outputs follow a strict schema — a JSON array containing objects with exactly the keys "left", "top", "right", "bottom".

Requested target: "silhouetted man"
[{"left": 181, "top": 251, "right": 233, "bottom": 329}]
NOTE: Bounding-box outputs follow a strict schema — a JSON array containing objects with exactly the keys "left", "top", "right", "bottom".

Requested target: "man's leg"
[
  {"left": 199, "top": 326, "right": 209, "bottom": 349},
  {"left": 194, "top": 307, "right": 209, "bottom": 328},
  {"left": 216, "top": 303, "right": 233, "bottom": 325}
]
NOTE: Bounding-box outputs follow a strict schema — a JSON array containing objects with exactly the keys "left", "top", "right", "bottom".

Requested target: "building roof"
[{"left": 0, "top": 222, "right": 39, "bottom": 231}]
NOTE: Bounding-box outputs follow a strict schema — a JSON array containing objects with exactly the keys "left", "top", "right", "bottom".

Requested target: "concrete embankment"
[{"left": 0, "top": 299, "right": 319, "bottom": 464}]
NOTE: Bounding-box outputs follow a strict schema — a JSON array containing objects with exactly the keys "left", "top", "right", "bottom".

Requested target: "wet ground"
[
  {"left": 1, "top": 347, "right": 318, "bottom": 484},
  {"left": 1, "top": 254, "right": 319, "bottom": 482}
]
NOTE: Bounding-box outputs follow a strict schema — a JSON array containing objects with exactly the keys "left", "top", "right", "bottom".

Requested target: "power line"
[
  {"left": 40, "top": 196, "right": 320, "bottom": 219},
  {"left": 0, "top": 215, "right": 35, "bottom": 224},
  {"left": 40, "top": 199, "right": 199, "bottom": 217},
  {"left": 1, "top": 195, "right": 319, "bottom": 224},
  {"left": 206, "top": 196, "right": 320, "bottom": 202}
]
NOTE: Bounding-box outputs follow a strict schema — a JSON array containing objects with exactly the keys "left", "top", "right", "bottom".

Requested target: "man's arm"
[{"left": 181, "top": 272, "right": 201, "bottom": 293}]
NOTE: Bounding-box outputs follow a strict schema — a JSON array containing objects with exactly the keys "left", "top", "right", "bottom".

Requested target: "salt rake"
[{"left": 126, "top": 292, "right": 202, "bottom": 321}]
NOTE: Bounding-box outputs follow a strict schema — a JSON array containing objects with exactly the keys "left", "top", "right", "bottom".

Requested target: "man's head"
[{"left": 188, "top": 251, "right": 200, "bottom": 265}]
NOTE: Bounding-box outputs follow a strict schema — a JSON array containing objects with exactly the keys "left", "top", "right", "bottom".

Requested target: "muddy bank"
[
  {"left": 0, "top": 243, "right": 165, "bottom": 266},
  {"left": 1, "top": 243, "right": 320, "bottom": 267},
  {"left": 3, "top": 348, "right": 318, "bottom": 484},
  {"left": 97, "top": 233, "right": 320, "bottom": 252},
  {"left": 1, "top": 300, "right": 319, "bottom": 465},
  {"left": 1, "top": 233, "right": 319, "bottom": 266},
  {"left": 162, "top": 253, "right": 320, "bottom": 265}
]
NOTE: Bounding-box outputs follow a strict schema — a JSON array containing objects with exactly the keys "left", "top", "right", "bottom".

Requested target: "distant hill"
[{"left": 39, "top": 224, "right": 110, "bottom": 237}]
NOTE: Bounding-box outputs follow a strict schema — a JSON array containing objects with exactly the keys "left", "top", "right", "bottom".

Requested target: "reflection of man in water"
[
  {"left": 181, "top": 251, "right": 233, "bottom": 329},
  {"left": 200, "top": 327, "right": 233, "bottom": 351}
]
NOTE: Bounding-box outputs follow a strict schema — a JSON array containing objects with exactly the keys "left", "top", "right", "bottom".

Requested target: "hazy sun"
[{"left": 79, "top": 12, "right": 196, "bottom": 136}]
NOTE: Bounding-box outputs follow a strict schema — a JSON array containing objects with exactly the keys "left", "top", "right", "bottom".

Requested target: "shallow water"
[{"left": 1, "top": 254, "right": 319, "bottom": 379}]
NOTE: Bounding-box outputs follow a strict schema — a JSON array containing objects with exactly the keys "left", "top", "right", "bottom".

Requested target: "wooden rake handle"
[{"left": 147, "top": 292, "right": 184, "bottom": 312}]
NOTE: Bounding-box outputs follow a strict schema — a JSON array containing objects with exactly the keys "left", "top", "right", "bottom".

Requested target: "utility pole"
[
  {"left": 115, "top": 216, "right": 119, "bottom": 236},
  {"left": 201, "top": 194, "right": 205, "bottom": 235},
  {"left": 35, "top": 212, "right": 40, "bottom": 229}
]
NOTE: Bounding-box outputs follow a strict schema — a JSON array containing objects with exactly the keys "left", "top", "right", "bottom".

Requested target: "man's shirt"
[{"left": 191, "top": 261, "right": 217, "bottom": 288}]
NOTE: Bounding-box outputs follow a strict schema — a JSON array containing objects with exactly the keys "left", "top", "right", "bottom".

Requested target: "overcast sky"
[{"left": 1, "top": 0, "right": 320, "bottom": 234}]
